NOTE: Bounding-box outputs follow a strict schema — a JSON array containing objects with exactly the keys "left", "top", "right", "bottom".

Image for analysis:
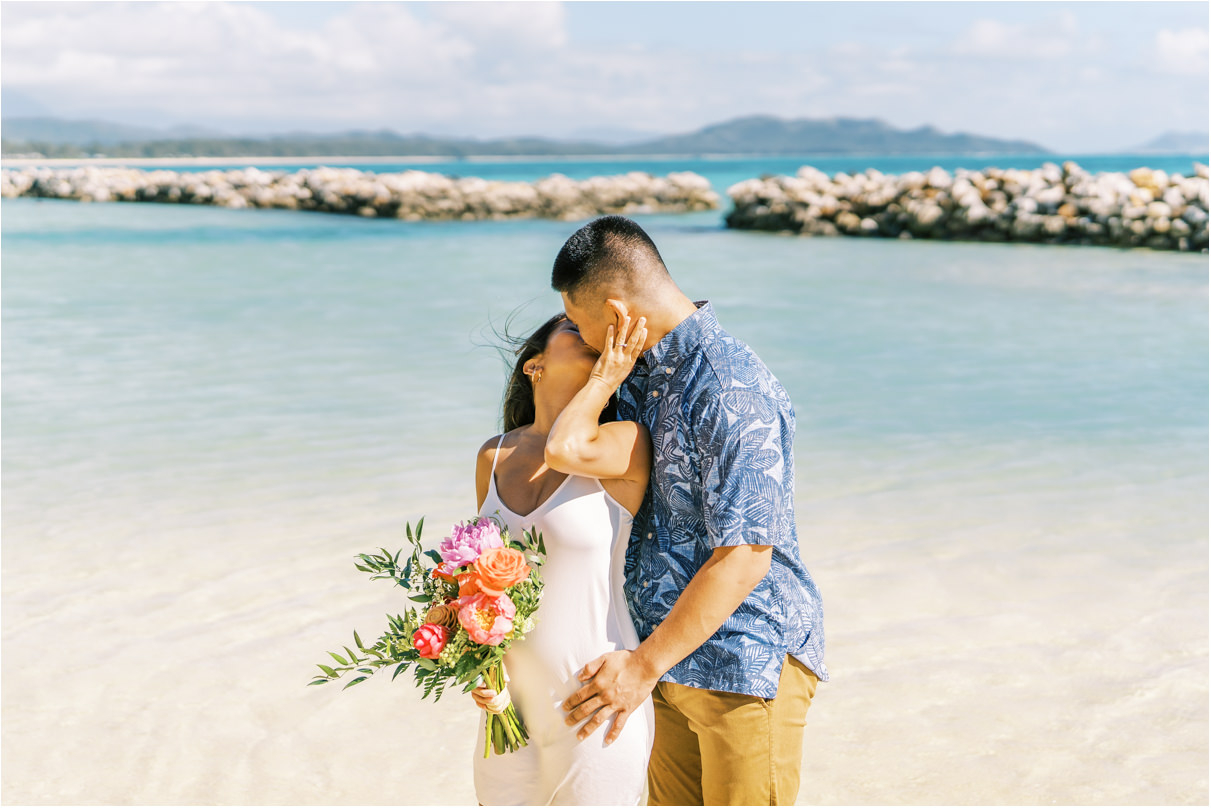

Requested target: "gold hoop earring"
[{"left": 533, "top": 368, "right": 543, "bottom": 383}]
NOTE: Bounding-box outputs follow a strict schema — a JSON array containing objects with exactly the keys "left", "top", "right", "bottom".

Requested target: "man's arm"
[
  {"left": 564, "top": 387, "right": 793, "bottom": 743},
  {"left": 562, "top": 542, "right": 771, "bottom": 743}
]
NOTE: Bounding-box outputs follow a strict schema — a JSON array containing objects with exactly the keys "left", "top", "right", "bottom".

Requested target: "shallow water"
[{"left": 2, "top": 196, "right": 1206, "bottom": 804}]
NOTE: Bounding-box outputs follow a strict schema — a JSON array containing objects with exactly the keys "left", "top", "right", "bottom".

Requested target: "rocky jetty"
[
  {"left": 0, "top": 166, "right": 719, "bottom": 220},
  {"left": 726, "top": 162, "right": 1209, "bottom": 252}
]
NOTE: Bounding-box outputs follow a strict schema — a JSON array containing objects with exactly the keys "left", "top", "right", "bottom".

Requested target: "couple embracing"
[{"left": 467, "top": 216, "right": 827, "bottom": 806}]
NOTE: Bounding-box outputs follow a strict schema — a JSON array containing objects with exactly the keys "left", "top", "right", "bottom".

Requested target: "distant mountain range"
[
  {"left": 1131, "top": 131, "right": 1209, "bottom": 154},
  {"left": 1, "top": 114, "right": 1052, "bottom": 159},
  {"left": 618, "top": 116, "right": 1047, "bottom": 156},
  {"left": 0, "top": 116, "right": 225, "bottom": 145}
]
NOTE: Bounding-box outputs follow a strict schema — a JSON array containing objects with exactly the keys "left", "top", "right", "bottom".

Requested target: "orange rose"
[
  {"left": 474, "top": 547, "right": 531, "bottom": 596},
  {"left": 457, "top": 571, "right": 483, "bottom": 597}
]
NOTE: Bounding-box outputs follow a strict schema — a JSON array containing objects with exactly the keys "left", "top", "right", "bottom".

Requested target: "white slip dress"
[{"left": 473, "top": 436, "right": 654, "bottom": 806}]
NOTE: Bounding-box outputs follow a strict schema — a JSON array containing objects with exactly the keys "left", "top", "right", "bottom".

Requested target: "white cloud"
[
  {"left": 0, "top": 1, "right": 478, "bottom": 125},
  {"left": 1152, "top": 28, "right": 1209, "bottom": 76},
  {"left": 428, "top": 2, "right": 568, "bottom": 52},
  {"left": 0, "top": 1, "right": 1206, "bottom": 152},
  {"left": 0, "top": 0, "right": 837, "bottom": 136},
  {"left": 952, "top": 15, "right": 1076, "bottom": 60}
]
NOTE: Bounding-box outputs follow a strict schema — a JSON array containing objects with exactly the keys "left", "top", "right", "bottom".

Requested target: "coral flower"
[
  {"left": 432, "top": 562, "right": 459, "bottom": 583},
  {"left": 412, "top": 623, "right": 449, "bottom": 660},
  {"left": 475, "top": 547, "right": 531, "bottom": 596},
  {"left": 457, "top": 593, "right": 516, "bottom": 646},
  {"left": 457, "top": 571, "right": 483, "bottom": 597}
]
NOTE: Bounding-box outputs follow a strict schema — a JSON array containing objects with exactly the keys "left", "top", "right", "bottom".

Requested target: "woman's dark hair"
[{"left": 501, "top": 312, "right": 618, "bottom": 432}]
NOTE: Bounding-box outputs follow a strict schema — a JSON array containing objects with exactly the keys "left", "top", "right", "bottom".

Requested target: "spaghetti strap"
[{"left": 489, "top": 434, "right": 506, "bottom": 475}]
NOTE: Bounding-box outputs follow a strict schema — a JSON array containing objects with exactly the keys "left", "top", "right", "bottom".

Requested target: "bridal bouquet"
[{"left": 310, "top": 517, "right": 545, "bottom": 756}]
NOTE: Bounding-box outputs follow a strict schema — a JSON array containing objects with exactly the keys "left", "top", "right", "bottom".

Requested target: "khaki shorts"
[{"left": 647, "top": 656, "right": 819, "bottom": 806}]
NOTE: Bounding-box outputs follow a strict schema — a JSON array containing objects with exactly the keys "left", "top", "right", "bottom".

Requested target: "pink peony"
[
  {"left": 412, "top": 623, "right": 449, "bottom": 660},
  {"left": 439, "top": 519, "right": 505, "bottom": 568},
  {"left": 456, "top": 593, "right": 516, "bottom": 646}
]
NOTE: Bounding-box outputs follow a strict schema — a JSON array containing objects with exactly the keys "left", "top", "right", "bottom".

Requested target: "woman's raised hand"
[{"left": 589, "top": 316, "right": 647, "bottom": 391}]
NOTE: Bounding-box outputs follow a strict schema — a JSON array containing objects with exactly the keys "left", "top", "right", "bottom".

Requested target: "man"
[{"left": 552, "top": 215, "right": 828, "bottom": 806}]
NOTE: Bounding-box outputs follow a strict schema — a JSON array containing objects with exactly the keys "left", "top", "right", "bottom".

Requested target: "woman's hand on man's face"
[{"left": 589, "top": 315, "right": 647, "bottom": 391}]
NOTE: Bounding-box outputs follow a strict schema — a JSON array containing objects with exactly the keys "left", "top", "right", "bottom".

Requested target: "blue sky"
[{"left": 1, "top": 1, "right": 1207, "bottom": 152}]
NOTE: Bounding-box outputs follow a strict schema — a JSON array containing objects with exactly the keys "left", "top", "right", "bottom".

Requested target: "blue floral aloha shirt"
[{"left": 617, "top": 301, "right": 828, "bottom": 698}]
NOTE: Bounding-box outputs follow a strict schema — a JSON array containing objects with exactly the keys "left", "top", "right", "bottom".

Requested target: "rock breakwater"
[
  {"left": 0, "top": 166, "right": 720, "bottom": 220},
  {"left": 726, "top": 162, "right": 1209, "bottom": 252}
]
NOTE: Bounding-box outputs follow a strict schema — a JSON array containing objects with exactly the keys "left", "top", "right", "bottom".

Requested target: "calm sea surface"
[
  {"left": 2, "top": 155, "right": 1207, "bottom": 804},
  {"left": 4, "top": 154, "right": 1207, "bottom": 544}
]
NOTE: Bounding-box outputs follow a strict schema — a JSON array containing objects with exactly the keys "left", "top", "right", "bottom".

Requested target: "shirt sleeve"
[{"left": 695, "top": 388, "right": 792, "bottom": 550}]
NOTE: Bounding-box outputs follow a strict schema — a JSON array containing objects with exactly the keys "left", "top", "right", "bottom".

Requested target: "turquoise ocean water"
[
  {"left": 2, "top": 155, "right": 1207, "bottom": 804},
  {"left": 4, "top": 153, "right": 1206, "bottom": 545}
]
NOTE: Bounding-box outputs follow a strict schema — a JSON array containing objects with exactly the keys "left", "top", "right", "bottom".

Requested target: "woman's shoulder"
[
  {"left": 475, "top": 433, "right": 507, "bottom": 505},
  {"left": 477, "top": 433, "right": 504, "bottom": 456},
  {"left": 476, "top": 428, "right": 525, "bottom": 465},
  {"left": 476, "top": 433, "right": 505, "bottom": 471}
]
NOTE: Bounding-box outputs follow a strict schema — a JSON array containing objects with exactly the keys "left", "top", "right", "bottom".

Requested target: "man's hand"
[{"left": 562, "top": 650, "right": 660, "bottom": 745}]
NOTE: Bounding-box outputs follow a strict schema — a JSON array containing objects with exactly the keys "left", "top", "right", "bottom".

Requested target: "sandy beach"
[
  {"left": 5, "top": 0, "right": 1209, "bottom": 800},
  {"left": 2, "top": 198, "right": 1206, "bottom": 805},
  {"left": 3, "top": 465, "right": 1205, "bottom": 804}
]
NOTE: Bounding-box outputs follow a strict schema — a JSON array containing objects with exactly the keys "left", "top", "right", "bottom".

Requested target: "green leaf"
[
  {"left": 342, "top": 676, "right": 369, "bottom": 690},
  {"left": 465, "top": 656, "right": 496, "bottom": 683},
  {"left": 408, "top": 594, "right": 431, "bottom": 604},
  {"left": 423, "top": 549, "right": 443, "bottom": 565},
  {"left": 328, "top": 652, "right": 348, "bottom": 666},
  {"left": 343, "top": 646, "right": 360, "bottom": 663},
  {"left": 308, "top": 679, "right": 329, "bottom": 686},
  {"left": 353, "top": 631, "right": 364, "bottom": 650},
  {"left": 317, "top": 664, "right": 338, "bottom": 678}
]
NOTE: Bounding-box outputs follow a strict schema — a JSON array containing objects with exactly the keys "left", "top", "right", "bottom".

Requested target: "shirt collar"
[{"left": 643, "top": 300, "right": 720, "bottom": 371}]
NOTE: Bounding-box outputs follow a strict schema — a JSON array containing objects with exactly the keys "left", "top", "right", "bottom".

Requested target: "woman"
[{"left": 470, "top": 312, "right": 653, "bottom": 805}]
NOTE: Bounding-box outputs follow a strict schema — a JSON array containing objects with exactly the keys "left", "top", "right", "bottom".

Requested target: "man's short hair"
[{"left": 551, "top": 215, "right": 669, "bottom": 301}]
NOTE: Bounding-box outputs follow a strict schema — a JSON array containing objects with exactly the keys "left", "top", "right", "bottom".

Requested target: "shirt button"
[
  {"left": 665, "top": 367, "right": 673, "bottom": 374},
  {"left": 647, "top": 532, "right": 653, "bottom": 539},
  {"left": 643, "top": 581, "right": 650, "bottom": 588},
  {"left": 651, "top": 390, "right": 660, "bottom": 398}
]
